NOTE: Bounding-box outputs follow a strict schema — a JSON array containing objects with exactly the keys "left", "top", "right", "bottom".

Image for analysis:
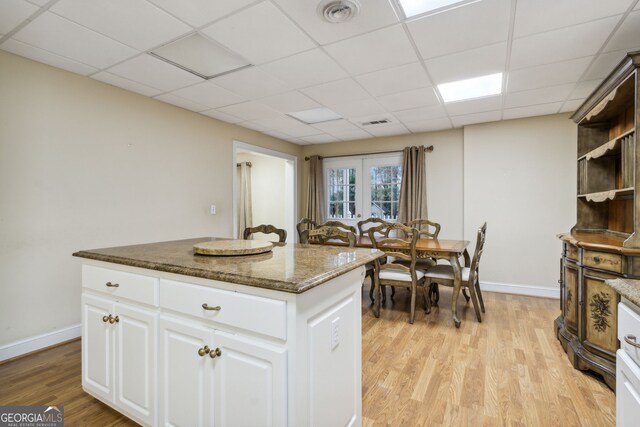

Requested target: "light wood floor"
[{"left": 0, "top": 285, "right": 615, "bottom": 426}]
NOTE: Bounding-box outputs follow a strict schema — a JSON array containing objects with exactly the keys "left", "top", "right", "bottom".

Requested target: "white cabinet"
[{"left": 617, "top": 300, "right": 640, "bottom": 427}]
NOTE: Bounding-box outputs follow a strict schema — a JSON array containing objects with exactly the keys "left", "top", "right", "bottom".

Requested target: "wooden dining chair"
[
  {"left": 368, "top": 222, "right": 426, "bottom": 324},
  {"left": 243, "top": 224, "right": 287, "bottom": 243},
  {"left": 318, "top": 220, "right": 357, "bottom": 234},
  {"left": 357, "top": 218, "right": 391, "bottom": 303},
  {"left": 299, "top": 225, "right": 357, "bottom": 246},
  {"left": 296, "top": 218, "right": 316, "bottom": 242},
  {"left": 403, "top": 219, "right": 442, "bottom": 271},
  {"left": 423, "top": 222, "right": 487, "bottom": 322}
]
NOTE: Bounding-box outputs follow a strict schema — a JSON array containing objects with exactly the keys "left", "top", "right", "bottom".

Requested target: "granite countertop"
[
  {"left": 73, "top": 237, "right": 383, "bottom": 294},
  {"left": 605, "top": 278, "right": 640, "bottom": 307}
]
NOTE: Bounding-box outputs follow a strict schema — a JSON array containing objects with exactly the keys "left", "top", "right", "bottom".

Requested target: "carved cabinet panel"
[
  {"left": 583, "top": 273, "right": 619, "bottom": 355},
  {"left": 564, "top": 261, "right": 579, "bottom": 332}
]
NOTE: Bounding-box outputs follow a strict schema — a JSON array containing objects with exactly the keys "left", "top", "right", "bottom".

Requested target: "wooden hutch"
[{"left": 556, "top": 51, "right": 640, "bottom": 389}]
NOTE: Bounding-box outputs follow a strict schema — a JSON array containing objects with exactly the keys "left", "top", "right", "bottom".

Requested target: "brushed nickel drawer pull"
[
  {"left": 202, "top": 303, "right": 221, "bottom": 311},
  {"left": 209, "top": 348, "right": 222, "bottom": 359},
  {"left": 106, "top": 282, "right": 119, "bottom": 287},
  {"left": 593, "top": 256, "right": 601, "bottom": 263},
  {"left": 624, "top": 334, "right": 640, "bottom": 349}
]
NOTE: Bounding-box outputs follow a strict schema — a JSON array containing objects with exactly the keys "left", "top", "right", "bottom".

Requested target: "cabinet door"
[
  {"left": 82, "top": 294, "right": 114, "bottom": 402},
  {"left": 617, "top": 350, "right": 640, "bottom": 427},
  {"left": 563, "top": 261, "right": 579, "bottom": 333},
  {"left": 583, "top": 272, "right": 619, "bottom": 356},
  {"left": 213, "top": 331, "right": 287, "bottom": 427},
  {"left": 115, "top": 303, "right": 157, "bottom": 426},
  {"left": 159, "top": 316, "right": 213, "bottom": 427}
]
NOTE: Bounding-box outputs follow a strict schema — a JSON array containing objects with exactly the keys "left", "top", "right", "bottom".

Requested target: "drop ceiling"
[{"left": 1, "top": 0, "right": 639, "bottom": 145}]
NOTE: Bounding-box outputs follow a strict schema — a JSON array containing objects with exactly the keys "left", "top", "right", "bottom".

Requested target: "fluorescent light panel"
[
  {"left": 398, "top": 0, "right": 469, "bottom": 18},
  {"left": 150, "top": 33, "right": 251, "bottom": 79},
  {"left": 288, "top": 107, "right": 342, "bottom": 124},
  {"left": 437, "top": 73, "right": 502, "bottom": 103}
]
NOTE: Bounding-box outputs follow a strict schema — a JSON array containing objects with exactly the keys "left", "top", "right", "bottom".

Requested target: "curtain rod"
[
  {"left": 236, "top": 161, "right": 252, "bottom": 167},
  {"left": 304, "top": 145, "right": 433, "bottom": 161}
]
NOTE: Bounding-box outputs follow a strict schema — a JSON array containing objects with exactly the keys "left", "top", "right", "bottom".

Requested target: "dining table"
[{"left": 311, "top": 236, "right": 471, "bottom": 328}]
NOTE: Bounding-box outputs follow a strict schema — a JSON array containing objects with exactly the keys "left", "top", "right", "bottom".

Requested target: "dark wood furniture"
[
  {"left": 425, "top": 223, "right": 487, "bottom": 323},
  {"left": 296, "top": 218, "right": 316, "bottom": 241},
  {"left": 556, "top": 51, "right": 640, "bottom": 390},
  {"left": 243, "top": 224, "right": 287, "bottom": 243}
]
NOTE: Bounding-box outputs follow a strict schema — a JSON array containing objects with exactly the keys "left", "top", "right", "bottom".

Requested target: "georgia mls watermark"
[{"left": 0, "top": 406, "right": 64, "bottom": 427}]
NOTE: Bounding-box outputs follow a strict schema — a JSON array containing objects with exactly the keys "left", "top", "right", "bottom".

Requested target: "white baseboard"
[
  {"left": 0, "top": 324, "right": 81, "bottom": 362},
  {"left": 480, "top": 281, "right": 560, "bottom": 299}
]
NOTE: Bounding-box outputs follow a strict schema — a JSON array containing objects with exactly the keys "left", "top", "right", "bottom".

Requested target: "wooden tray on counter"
[{"left": 193, "top": 240, "right": 273, "bottom": 256}]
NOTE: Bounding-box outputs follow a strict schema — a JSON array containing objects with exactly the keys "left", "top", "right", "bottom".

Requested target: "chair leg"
[
  {"left": 430, "top": 283, "right": 439, "bottom": 306},
  {"left": 409, "top": 285, "right": 416, "bottom": 324},
  {"left": 466, "top": 283, "right": 482, "bottom": 322},
  {"left": 390, "top": 286, "right": 396, "bottom": 300},
  {"left": 475, "top": 278, "right": 485, "bottom": 313},
  {"left": 373, "top": 275, "right": 381, "bottom": 318},
  {"left": 369, "top": 279, "right": 375, "bottom": 303},
  {"left": 462, "top": 288, "right": 471, "bottom": 302},
  {"left": 423, "top": 282, "right": 431, "bottom": 315},
  {"left": 381, "top": 285, "right": 387, "bottom": 303}
]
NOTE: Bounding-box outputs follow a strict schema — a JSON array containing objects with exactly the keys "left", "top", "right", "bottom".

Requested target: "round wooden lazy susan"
[{"left": 193, "top": 240, "right": 273, "bottom": 256}]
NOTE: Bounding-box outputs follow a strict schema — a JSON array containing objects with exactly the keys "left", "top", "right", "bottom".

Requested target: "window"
[{"left": 324, "top": 154, "right": 402, "bottom": 224}]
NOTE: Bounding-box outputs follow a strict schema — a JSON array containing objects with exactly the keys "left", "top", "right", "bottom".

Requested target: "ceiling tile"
[
  {"left": 444, "top": 95, "right": 502, "bottom": 116},
  {"left": 2, "top": 38, "right": 98, "bottom": 75},
  {"left": 252, "top": 114, "right": 306, "bottom": 132},
  {"left": 559, "top": 99, "right": 586, "bottom": 113},
  {"left": 505, "top": 83, "right": 574, "bottom": 108},
  {"left": 201, "top": 109, "right": 243, "bottom": 123},
  {"left": 376, "top": 87, "right": 440, "bottom": 111},
  {"left": 324, "top": 25, "right": 417, "bottom": 75},
  {"left": 146, "top": 0, "right": 256, "bottom": 28},
  {"left": 502, "top": 102, "right": 563, "bottom": 120},
  {"left": 513, "top": 0, "right": 632, "bottom": 38},
  {"left": 238, "top": 120, "right": 272, "bottom": 132},
  {"left": 351, "top": 113, "right": 399, "bottom": 128},
  {"left": 300, "top": 134, "right": 340, "bottom": 144},
  {"left": 218, "top": 101, "right": 280, "bottom": 121},
  {"left": 328, "top": 98, "right": 386, "bottom": 118},
  {"left": 355, "top": 62, "right": 431, "bottom": 97},
  {"left": 260, "top": 49, "right": 348, "bottom": 89},
  {"left": 169, "top": 80, "right": 245, "bottom": 109},
  {"left": 107, "top": 54, "right": 202, "bottom": 92},
  {"left": 92, "top": 71, "right": 161, "bottom": 97},
  {"left": 393, "top": 105, "right": 447, "bottom": 123},
  {"left": 282, "top": 124, "right": 324, "bottom": 138},
  {"left": 260, "top": 91, "right": 320, "bottom": 113},
  {"left": 404, "top": 118, "right": 452, "bottom": 133},
  {"left": 450, "top": 110, "right": 501, "bottom": 127},
  {"left": 603, "top": 10, "right": 640, "bottom": 53},
  {"left": 51, "top": 0, "right": 191, "bottom": 51},
  {"left": 26, "top": 0, "right": 49, "bottom": 6},
  {"left": 510, "top": 16, "right": 619, "bottom": 70},
  {"left": 154, "top": 93, "right": 209, "bottom": 112},
  {"left": 425, "top": 42, "right": 507, "bottom": 84},
  {"left": 212, "top": 66, "right": 289, "bottom": 99},
  {"left": 270, "top": 0, "right": 399, "bottom": 45},
  {"left": 311, "top": 119, "right": 362, "bottom": 133},
  {"left": 332, "top": 128, "right": 373, "bottom": 141},
  {"left": 363, "top": 123, "right": 409, "bottom": 138},
  {"left": 569, "top": 79, "right": 602, "bottom": 100},
  {"left": 582, "top": 50, "right": 628, "bottom": 80},
  {"left": 263, "top": 130, "right": 294, "bottom": 140},
  {"left": 507, "top": 56, "right": 593, "bottom": 92},
  {"left": 0, "top": 0, "right": 38, "bottom": 35},
  {"left": 13, "top": 12, "right": 138, "bottom": 69},
  {"left": 201, "top": 2, "right": 315, "bottom": 65},
  {"left": 407, "top": 0, "right": 510, "bottom": 59},
  {"left": 301, "top": 78, "right": 370, "bottom": 106}
]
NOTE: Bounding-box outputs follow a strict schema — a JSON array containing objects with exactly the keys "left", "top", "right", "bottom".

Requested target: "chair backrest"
[
  {"left": 296, "top": 218, "right": 316, "bottom": 241},
  {"left": 318, "top": 220, "right": 357, "bottom": 234},
  {"left": 300, "top": 226, "right": 357, "bottom": 247},
  {"left": 406, "top": 219, "right": 441, "bottom": 239},
  {"left": 357, "top": 217, "right": 391, "bottom": 237},
  {"left": 243, "top": 224, "right": 287, "bottom": 243},
  {"left": 468, "top": 222, "right": 487, "bottom": 284},
  {"left": 368, "top": 222, "right": 419, "bottom": 276}
]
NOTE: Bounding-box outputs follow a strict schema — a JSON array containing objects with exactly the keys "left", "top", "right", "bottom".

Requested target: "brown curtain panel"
[
  {"left": 305, "top": 155, "right": 325, "bottom": 224},
  {"left": 398, "top": 146, "right": 428, "bottom": 223}
]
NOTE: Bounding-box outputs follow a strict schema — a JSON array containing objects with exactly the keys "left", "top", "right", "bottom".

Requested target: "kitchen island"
[{"left": 73, "top": 237, "right": 382, "bottom": 427}]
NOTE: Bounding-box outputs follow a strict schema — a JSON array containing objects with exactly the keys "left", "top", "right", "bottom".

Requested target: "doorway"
[{"left": 232, "top": 141, "right": 297, "bottom": 242}]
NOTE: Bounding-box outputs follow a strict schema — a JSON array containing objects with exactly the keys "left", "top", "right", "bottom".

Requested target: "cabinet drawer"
[
  {"left": 83, "top": 265, "right": 158, "bottom": 306},
  {"left": 619, "top": 302, "right": 640, "bottom": 367},
  {"left": 566, "top": 244, "right": 579, "bottom": 262},
  {"left": 583, "top": 250, "right": 623, "bottom": 274},
  {"left": 160, "top": 279, "right": 287, "bottom": 340}
]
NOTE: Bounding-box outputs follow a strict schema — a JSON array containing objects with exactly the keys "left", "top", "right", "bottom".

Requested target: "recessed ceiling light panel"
[
  {"left": 398, "top": 0, "right": 476, "bottom": 19},
  {"left": 150, "top": 33, "right": 252, "bottom": 79},
  {"left": 437, "top": 73, "right": 503, "bottom": 103},
  {"left": 288, "top": 107, "right": 342, "bottom": 124}
]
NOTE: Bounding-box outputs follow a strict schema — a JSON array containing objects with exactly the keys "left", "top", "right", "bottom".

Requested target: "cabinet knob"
[
  {"left": 593, "top": 256, "right": 601, "bottom": 263},
  {"left": 109, "top": 315, "right": 119, "bottom": 324},
  {"left": 198, "top": 345, "right": 210, "bottom": 357},
  {"left": 209, "top": 348, "right": 222, "bottom": 359},
  {"left": 624, "top": 334, "right": 640, "bottom": 349},
  {"left": 202, "top": 303, "right": 221, "bottom": 311},
  {"left": 105, "top": 282, "right": 119, "bottom": 288},
  {"left": 102, "top": 315, "right": 110, "bottom": 323}
]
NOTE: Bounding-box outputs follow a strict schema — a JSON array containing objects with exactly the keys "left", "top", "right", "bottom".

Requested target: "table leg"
[{"left": 449, "top": 254, "right": 462, "bottom": 328}]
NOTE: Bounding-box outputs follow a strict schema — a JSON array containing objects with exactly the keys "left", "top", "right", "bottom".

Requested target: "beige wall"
[
  {"left": 236, "top": 152, "right": 288, "bottom": 240},
  {"left": 0, "top": 51, "right": 302, "bottom": 346},
  {"left": 301, "top": 130, "right": 465, "bottom": 239},
  {"left": 463, "top": 114, "right": 576, "bottom": 291}
]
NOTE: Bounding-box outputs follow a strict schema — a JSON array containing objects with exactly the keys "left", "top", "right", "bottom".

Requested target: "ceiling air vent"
[
  {"left": 317, "top": 0, "right": 361, "bottom": 24},
  {"left": 361, "top": 119, "right": 391, "bottom": 126}
]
